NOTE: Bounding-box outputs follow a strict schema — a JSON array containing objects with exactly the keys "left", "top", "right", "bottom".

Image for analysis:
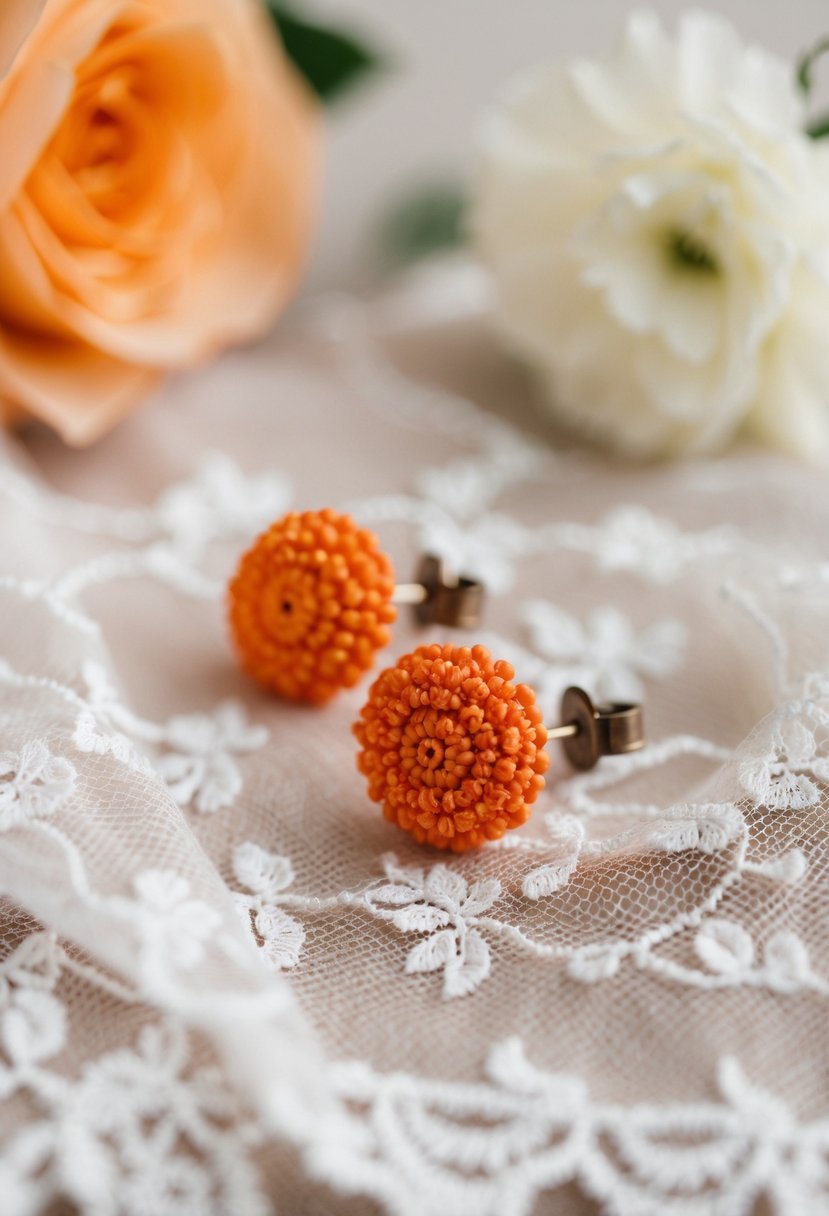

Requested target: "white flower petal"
[
  {"left": 473, "top": 9, "right": 820, "bottom": 460},
  {"left": 752, "top": 849, "right": 808, "bottom": 884}
]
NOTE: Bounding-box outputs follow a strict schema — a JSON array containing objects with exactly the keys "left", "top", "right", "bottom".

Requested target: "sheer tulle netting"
[{"left": 1, "top": 261, "right": 829, "bottom": 1215}]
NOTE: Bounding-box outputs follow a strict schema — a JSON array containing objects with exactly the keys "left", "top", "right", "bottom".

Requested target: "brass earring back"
[
  {"left": 548, "top": 686, "right": 645, "bottom": 771},
  {"left": 393, "top": 554, "right": 484, "bottom": 629}
]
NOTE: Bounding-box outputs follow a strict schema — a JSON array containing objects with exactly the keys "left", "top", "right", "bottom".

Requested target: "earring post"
[
  {"left": 546, "top": 722, "right": 580, "bottom": 740},
  {"left": 392, "top": 583, "right": 429, "bottom": 606}
]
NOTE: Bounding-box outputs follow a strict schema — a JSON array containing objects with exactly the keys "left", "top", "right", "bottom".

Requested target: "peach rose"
[{"left": 0, "top": 0, "right": 319, "bottom": 443}]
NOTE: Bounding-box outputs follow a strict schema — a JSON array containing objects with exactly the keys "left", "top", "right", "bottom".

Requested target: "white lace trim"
[{"left": 325, "top": 1038, "right": 829, "bottom": 1216}]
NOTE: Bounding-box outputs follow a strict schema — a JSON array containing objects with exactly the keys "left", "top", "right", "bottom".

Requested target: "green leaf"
[
  {"left": 266, "top": 1, "right": 382, "bottom": 104},
  {"left": 806, "top": 112, "right": 829, "bottom": 140},
  {"left": 797, "top": 35, "right": 829, "bottom": 99},
  {"left": 378, "top": 184, "right": 467, "bottom": 269}
]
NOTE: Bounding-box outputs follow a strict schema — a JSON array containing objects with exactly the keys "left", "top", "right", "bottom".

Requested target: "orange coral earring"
[
  {"left": 353, "top": 643, "right": 644, "bottom": 852},
  {"left": 227, "top": 509, "right": 484, "bottom": 706}
]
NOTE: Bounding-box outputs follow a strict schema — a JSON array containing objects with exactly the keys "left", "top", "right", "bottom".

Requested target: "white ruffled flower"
[{"left": 473, "top": 10, "right": 829, "bottom": 460}]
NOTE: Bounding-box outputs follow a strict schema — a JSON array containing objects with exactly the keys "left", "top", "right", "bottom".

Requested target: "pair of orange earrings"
[{"left": 228, "top": 509, "right": 644, "bottom": 853}]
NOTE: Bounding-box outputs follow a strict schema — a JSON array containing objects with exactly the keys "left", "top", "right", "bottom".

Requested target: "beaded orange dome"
[
  {"left": 228, "top": 509, "right": 396, "bottom": 705},
  {"left": 354, "top": 643, "right": 549, "bottom": 851}
]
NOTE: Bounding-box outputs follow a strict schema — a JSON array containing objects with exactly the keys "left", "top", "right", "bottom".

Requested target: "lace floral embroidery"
[
  {"left": 157, "top": 704, "right": 268, "bottom": 815},
  {"left": 521, "top": 600, "right": 686, "bottom": 701},
  {"left": 232, "top": 843, "right": 306, "bottom": 971},
  {"left": 331, "top": 1038, "right": 829, "bottom": 1216},
  {"left": 0, "top": 932, "right": 65, "bottom": 1066},
  {"left": 366, "top": 856, "right": 501, "bottom": 998},
  {"left": 130, "top": 871, "right": 221, "bottom": 973},
  {"left": 0, "top": 742, "right": 76, "bottom": 830}
]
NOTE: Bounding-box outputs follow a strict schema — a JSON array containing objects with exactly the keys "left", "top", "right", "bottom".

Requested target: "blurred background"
[{"left": 306, "top": 0, "right": 829, "bottom": 290}]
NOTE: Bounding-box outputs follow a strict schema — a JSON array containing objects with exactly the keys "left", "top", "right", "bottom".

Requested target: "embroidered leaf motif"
[
  {"left": 752, "top": 849, "right": 808, "bottom": 884},
  {"left": 523, "top": 859, "right": 578, "bottom": 900},
  {"left": 443, "top": 929, "right": 491, "bottom": 999},
  {"left": 230, "top": 843, "right": 306, "bottom": 973},
  {"left": 567, "top": 950, "right": 621, "bottom": 983},
  {"left": 405, "top": 930, "right": 456, "bottom": 975},
  {"left": 695, "top": 919, "right": 754, "bottom": 974},
  {"left": 233, "top": 843, "right": 294, "bottom": 901},
  {"left": 424, "top": 864, "right": 468, "bottom": 908},
  {"left": 461, "top": 879, "right": 501, "bottom": 917},
  {"left": 157, "top": 752, "right": 213, "bottom": 808},
  {"left": 1, "top": 989, "right": 66, "bottom": 1065},
  {"left": 3, "top": 933, "right": 60, "bottom": 990},
  {"left": 369, "top": 883, "right": 421, "bottom": 907},
  {"left": 763, "top": 931, "right": 810, "bottom": 990},
  {"left": 391, "top": 905, "right": 452, "bottom": 934}
]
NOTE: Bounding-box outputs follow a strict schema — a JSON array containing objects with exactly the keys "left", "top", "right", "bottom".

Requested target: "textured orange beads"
[
  {"left": 354, "top": 643, "right": 549, "bottom": 851},
  {"left": 228, "top": 509, "right": 396, "bottom": 705}
]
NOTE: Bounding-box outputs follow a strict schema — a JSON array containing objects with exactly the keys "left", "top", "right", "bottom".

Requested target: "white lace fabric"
[{"left": 1, "top": 260, "right": 829, "bottom": 1215}]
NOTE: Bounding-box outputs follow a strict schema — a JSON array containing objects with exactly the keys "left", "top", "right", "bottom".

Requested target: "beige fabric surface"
[{"left": 1, "top": 260, "right": 828, "bottom": 1215}]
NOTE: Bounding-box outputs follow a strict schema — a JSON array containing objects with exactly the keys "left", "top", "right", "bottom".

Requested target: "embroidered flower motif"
[
  {"left": 0, "top": 933, "right": 66, "bottom": 1066},
  {"left": 228, "top": 508, "right": 397, "bottom": 705},
  {"left": 132, "top": 871, "right": 220, "bottom": 971},
  {"left": 354, "top": 643, "right": 549, "bottom": 851},
  {"left": 366, "top": 855, "right": 501, "bottom": 998},
  {"left": 590, "top": 506, "right": 736, "bottom": 583},
  {"left": 0, "top": 741, "right": 77, "bottom": 830},
  {"left": 522, "top": 600, "right": 686, "bottom": 702},
  {"left": 155, "top": 454, "right": 292, "bottom": 553},
  {"left": 739, "top": 710, "right": 829, "bottom": 811},
  {"left": 59, "top": 1021, "right": 268, "bottom": 1216},
  {"left": 157, "top": 702, "right": 267, "bottom": 814},
  {"left": 415, "top": 434, "right": 548, "bottom": 523},
  {"left": 232, "top": 843, "right": 305, "bottom": 971},
  {"left": 420, "top": 511, "right": 533, "bottom": 596}
]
